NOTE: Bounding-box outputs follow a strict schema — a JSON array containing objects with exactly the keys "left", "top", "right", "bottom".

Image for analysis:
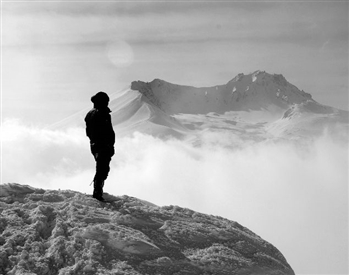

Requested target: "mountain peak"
[
  {"left": 131, "top": 71, "right": 314, "bottom": 115},
  {"left": 0, "top": 183, "right": 295, "bottom": 275},
  {"left": 228, "top": 71, "right": 289, "bottom": 87}
]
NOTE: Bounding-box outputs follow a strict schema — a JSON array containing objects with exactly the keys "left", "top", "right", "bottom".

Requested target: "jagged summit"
[
  {"left": 0, "top": 183, "right": 295, "bottom": 275},
  {"left": 131, "top": 71, "right": 315, "bottom": 115}
]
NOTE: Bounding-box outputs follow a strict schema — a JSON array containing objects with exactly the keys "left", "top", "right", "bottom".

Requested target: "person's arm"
[
  {"left": 107, "top": 113, "right": 115, "bottom": 146},
  {"left": 85, "top": 111, "right": 97, "bottom": 143}
]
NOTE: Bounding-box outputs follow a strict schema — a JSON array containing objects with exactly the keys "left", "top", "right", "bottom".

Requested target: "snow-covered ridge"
[
  {"left": 132, "top": 71, "right": 315, "bottom": 115},
  {"left": 128, "top": 71, "right": 348, "bottom": 140},
  {"left": 0, "top": 183, "right": 295, "bottom": 275}
]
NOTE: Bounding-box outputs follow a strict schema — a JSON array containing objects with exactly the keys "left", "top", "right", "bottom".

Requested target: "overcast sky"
[{"left": 2, "top": 0, "right": 348, "bottom": 125}]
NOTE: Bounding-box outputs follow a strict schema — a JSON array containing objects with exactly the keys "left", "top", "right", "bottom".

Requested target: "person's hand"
[{"left": 109, "top": 145, "right": 115, "bottom": 157}]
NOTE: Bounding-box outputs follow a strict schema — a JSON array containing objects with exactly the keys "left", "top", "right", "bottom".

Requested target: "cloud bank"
[{"left": 1, "top": 118, "right": 348, "bottom": 274}]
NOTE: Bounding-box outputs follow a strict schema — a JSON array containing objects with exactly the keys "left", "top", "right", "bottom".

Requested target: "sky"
[
  {"left": 1, "top": 1, "right": 349, "bottom": 275},
  {"left": 1, "top": 0, "right": 348, "bottom": 126}
]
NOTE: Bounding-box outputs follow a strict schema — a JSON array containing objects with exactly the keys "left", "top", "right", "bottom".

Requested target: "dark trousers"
[
  {"left": 91, "top": 145, "right": 113, "bottom": 196},
  {"left": 93, "top": 151, "right": 111, "bottom": 182}
]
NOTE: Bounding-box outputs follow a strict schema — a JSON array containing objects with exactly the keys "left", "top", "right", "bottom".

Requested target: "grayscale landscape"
[{"left": 2, "top": 1, "right": 348, "bottom": 274}]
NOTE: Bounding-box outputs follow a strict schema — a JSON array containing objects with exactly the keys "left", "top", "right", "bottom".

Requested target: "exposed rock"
[
  {"left": 131, "top": 71, "right": 316, "bottom": 115},
  {"left": 0, "top": 183, "right": 295, "bottom": 275}
]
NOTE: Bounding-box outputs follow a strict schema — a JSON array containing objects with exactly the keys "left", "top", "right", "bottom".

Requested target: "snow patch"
[
  {"left": 82, "top": 225, "right": 161, "bottom": 255},
  {"left": 252, "top": 70, "right": 261, "bottom": 82},
  {"left": 282, "top": 95, "right": 288, "bottom": 102}
]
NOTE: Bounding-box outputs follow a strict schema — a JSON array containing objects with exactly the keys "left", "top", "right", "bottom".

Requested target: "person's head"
[{"left": 91, "top": 91, "right": 109, "bottom": 109}]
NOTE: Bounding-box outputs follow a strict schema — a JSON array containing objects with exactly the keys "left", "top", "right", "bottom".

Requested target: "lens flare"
[{"left": 106, "top": 40, "right": 134, "bottom": 68}]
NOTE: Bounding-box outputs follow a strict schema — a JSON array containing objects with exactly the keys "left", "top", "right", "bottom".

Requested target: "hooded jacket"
[{"left": 85, "top": 107, "right": 115, "bottom": 149}]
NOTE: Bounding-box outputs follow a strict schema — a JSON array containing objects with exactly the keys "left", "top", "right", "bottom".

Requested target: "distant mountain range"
[
  {"left": 51, "top": 70, "right": 348, "bottom": 141},
  {"left": 113, "top": 71, "right": 348, "bottom": 140},
  {"left": 131, "top": 71, "right": 314, "bottom": 114}
]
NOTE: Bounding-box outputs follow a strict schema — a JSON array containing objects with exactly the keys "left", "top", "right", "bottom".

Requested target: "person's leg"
[{"left": 93, "top": 152, "right": 111, "bottom": 200}]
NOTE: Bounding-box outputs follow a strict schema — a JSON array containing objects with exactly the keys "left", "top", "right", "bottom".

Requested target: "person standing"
[{"left": 85, "top": 91, "right": 115, "bottom": 201}]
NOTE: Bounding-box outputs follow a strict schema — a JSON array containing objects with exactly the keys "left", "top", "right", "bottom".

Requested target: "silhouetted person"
[{"left": 85, "top": 91, "right": 115, "bottom": 201}]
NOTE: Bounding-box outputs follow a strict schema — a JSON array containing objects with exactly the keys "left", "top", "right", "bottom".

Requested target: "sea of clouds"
[{"left": 1, "top": 118, "right": 348, "bottom": 275}]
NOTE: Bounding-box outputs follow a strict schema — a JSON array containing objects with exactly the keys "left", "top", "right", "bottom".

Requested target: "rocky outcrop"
[{"left": 0, "top": 183, "right": 294, "bottom": 275}]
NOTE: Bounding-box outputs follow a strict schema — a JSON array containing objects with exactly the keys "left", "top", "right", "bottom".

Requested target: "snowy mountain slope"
[
  {"left": 48, "top": 87, "right": 189, "bottom": 138},
  {"left": 268, "top": 101, "right": 349, "bottom": 138},
  {"left": 131, "top": 71, "right": 348, "bottom": 140},
  {"left": 109, "top": 88, "right": 188, "bottom": 138},
  {"left": 0, "top": 183, "right": 295, "bottom": 275},
  {"left": 49, "top": 71, "right": 347, "bottom": 141}
]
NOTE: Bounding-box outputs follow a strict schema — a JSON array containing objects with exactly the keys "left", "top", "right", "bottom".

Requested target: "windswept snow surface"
[{"left": 0, "top": 183, "right": 294, "bottom": 275}]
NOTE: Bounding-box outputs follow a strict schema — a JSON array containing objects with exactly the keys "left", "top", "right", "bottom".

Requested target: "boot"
[{"left": 93, "top": 179, "right": 105, "bottom": 201}]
